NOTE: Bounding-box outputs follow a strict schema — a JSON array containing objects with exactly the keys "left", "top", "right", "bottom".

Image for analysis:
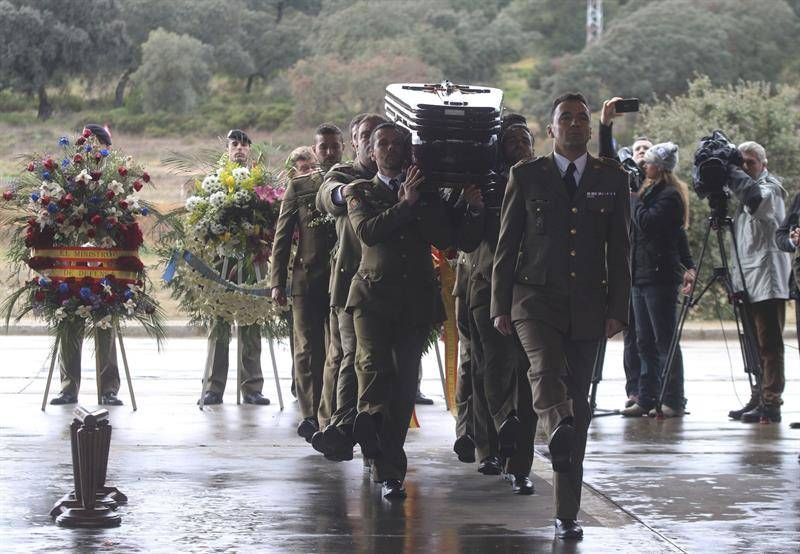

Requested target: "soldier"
[
  {"left": 312, "top": 113, "right": 387, "bottom": 460},
  {"left": 271, "top": 124, "right": 341, "bottom": 440},
  {"left": 491, "top": 93, "right": 630, "bottom": 539},
  {"left": 287, "top": 146, "right": 317, "bottom": 178},
  {"left": 50, "top": 124, "right": 123, "bottom": 406},
  {"left": 344, "top": 122, "right": 485, "bottom": 499},
  {"left": 199, "top": 129, "right": 270, "bottom": 406},
  {"left": 468, "top": 119, "right": 538, "bottom": 494}
]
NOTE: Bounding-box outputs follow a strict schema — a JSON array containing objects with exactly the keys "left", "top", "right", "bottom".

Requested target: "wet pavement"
[{"left": 0, "top": 335, "right": 797, "bottom": 553}]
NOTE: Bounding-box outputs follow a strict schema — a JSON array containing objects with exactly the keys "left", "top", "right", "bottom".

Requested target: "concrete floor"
[{"left": 0, "top": 335, "right": 798, "bottom": 553}]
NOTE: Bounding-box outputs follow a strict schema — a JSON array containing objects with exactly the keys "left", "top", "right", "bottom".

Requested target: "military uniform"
[
  {"left": 316, "top": 161, "right": 374, "bottom": 431},
  {"left": 270, "top": 171, "right": 337, "bottom": 421},
  {"left": 345, "top": 176, "right": 483, "bottom": 482},
  {"left": 58, "top": 322, "right": 120, "bottom": 397},
  {"left": 469, "top": 175, "right": 536, "bottom": 476},
  {"left": 205, "top": 318, "right": 264, "bottom": 397},
  {"left": 491, "top": 153, "right": 630, "bottom": 519}
]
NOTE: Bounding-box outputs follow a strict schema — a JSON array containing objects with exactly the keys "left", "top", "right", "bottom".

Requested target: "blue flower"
[
  {"left": 79, "top": 287, "right": 92, "bottom": 299},
  {"left": 38, "top": 277, "right": 50, "bottom": 287},
  {"left": 61, "top": 158, "right": 70, "bottom": 169},
  {"left": 123, "top": 289, "right": 134, "bottom": 300},
  {"left": 100, "top": 278, "right": 111, "bottom": 287},
  {"left": 30, "top": 192, "right": 40, "bottom": 202},
  {"left": 42, "top": 171, "right": 52, "bottom": 181},
  {"left": 47, "top": 203, "right": 58, "bottom": 214},
  {"left": 58, "top": 136, "right": 70, "bottom": 146},
  {"left": 58, "top": 283, "right": 69, "bottom": 294},
  {"left": 84, "top": 144, "right": 92, "bottom": 152},
  {"left": 100, "top": 149, "right": 109, "bottom": 157},
  {"left": 141, "top": 207, "right": 149, "bottom": 216}
]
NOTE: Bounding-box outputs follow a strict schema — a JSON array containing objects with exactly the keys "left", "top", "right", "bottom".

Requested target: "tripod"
[{"left": 656, "top": 202, "right": 763, "bottom": 418}]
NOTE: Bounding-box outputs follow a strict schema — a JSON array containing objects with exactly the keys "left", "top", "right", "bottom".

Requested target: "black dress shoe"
[
  {"left": 511, "top": 474, "right": 534, "bottom": 495},
  {"left": 242, "top": 391, "right": 270, "bottom": 405},
  {"left": 741, "top": 405, "right": 781, "bottom": 423},
  {"left": 50, "top": 392, "right": 78, "bottom": 405},
  {"left": 414, "top": 391, "right": 434, "bottom": 405},
  {"left": 197, "top": 391, "right": 222, "bottom": 405},
  {"left": 311, "top": 431, "right": 327, "bottom": 455},
  {"left": 453, "top": 434, "right": 476, "bottom": 463},
  {"left": 381, "top": 479, "right": 406, "bottom": 499},
  {"left": 548, "top": 421, "right": 576, "bottom": 473},
  {"left": 555, "top": 518, "right": 583, "bottom": 540},
  {"left": 497, "top": 414, "right": 520, "bottom": 457},
  {"left": 322, "top": 426, "right": 355, "bottom": 461},
  {"left": 477, "top": 456, "right": 502, "bottom": 475},
  {"left": 728, "top": 398, "right": 759, "bottom": 420},
  {"left": 353, "top": 411, "right": 381, "bottom": 458},
  {"left": 100, "top": 392, "right": 123, "bottom": 406},
  {"left": 297, "top": 417, "right": 319, "bottom": 442}
]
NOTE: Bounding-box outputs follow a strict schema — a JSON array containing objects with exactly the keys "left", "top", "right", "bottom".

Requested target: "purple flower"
[
  {"left": 61, "top": 158, "right": 70, "bottom": 169},
  {"left": 38, "top": 277, "right": 50, "bottom": 287},
  {"left": 141, "top": 207, "right": 149, "bottom": 216},
  {"left": 42, "top": 171, "right": 52, "bottom": 181},
  {"left": 123, "top": 289, "right": 134, "bottom": 300},
  {"left": 47, "top": 203, "right": 58, "bottom": 214},
  {"left": 100, "top": 149, "right": 109, "bottom": 157},
  {"left": 58, "top": 283, "right": 69, "bottom": 294},
  {"left": 84, "top": 144, "right": 92, "bottom": 152},
  {"left": 79, "top": 287, "right": 92, "bottom": 299},
  {"left": 58, "top": 136, "right": 70, "bottom": 147},
  {"left": 30, "top": 192, "right": 40, "bottom": 202}
]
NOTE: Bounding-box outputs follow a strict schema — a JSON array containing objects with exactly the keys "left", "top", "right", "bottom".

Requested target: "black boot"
[{"left": 728, "top": 397, "right": 759, "bottom": 420}]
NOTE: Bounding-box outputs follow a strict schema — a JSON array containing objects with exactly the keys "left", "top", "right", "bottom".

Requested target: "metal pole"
[
  {"left": 41, "top": 335, "right": 61, "bottom": 411},
  {"left": 267, "top": 337, "right": 284, "bottom": 410},
  {"left": 115, "top": 322, "right": 137, "bottom": 411},
  {"left": 433, "top": 340, "right": 450, "bottom": 411}
]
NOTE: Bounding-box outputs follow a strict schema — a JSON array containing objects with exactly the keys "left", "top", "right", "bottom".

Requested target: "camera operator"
[
  {"left": 620, "top": 143, "right": 693, "bottom": 418},
  {"left": 600, "top": 99, "right": 695, "bottom": 411},
  {"left": 726, "top": 141, "right": 791, "bottom": 423}
]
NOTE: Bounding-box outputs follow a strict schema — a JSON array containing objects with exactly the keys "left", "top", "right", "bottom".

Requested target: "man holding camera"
[{"left": 727, "top": 141, "right": 791, "bottom": 423}]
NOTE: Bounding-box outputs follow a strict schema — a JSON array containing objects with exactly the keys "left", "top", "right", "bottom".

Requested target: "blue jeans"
[{"left": 631, "top": 284, "right": 686, "bottom": 410}]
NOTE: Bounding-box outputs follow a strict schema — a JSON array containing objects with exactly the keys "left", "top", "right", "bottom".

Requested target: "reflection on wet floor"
[{"left": 0, "top": 336, "right": 797, "bottom": 552}]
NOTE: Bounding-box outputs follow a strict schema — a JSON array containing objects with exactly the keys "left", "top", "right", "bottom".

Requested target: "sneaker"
[{"left": 621, "top": 403, "right": 649, "bottom": 417}]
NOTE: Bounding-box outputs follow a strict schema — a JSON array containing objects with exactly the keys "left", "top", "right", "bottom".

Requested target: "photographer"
[
  {"left": 621, "top": 143, "right": 693, "bottom": 418},
  {"left": 726, "top": 141, "right": 791, "bottom": 423},
  {"left": 600, "top": 99, "right": 694, "bottom": 410}
]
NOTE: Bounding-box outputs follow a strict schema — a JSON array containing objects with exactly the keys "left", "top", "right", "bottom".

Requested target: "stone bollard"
[{"left": 50, "top": 406, "right": 125, "bottom": 528}]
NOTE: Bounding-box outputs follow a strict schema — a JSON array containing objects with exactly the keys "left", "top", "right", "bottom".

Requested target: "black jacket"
[
  {"left": 631, "top": 182, "right": 694, "bottom": 286},
  {"left": 775, "top": 192, "right": 800, "bottom": 297}
]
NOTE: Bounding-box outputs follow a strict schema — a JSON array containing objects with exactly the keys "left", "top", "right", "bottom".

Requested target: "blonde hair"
[{"left": 642, "top": 169, "right": 690, "bottom": 229}]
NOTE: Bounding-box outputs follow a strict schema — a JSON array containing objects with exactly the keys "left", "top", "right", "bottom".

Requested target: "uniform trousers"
[
  {"left": 330, "top": 306, "right": 358, "bottom": 428},
  {"left": 454, "top": 295, "right": 474, "bottom": 441},
  {"left": 514, "top": 318, "right": 599, "bottom": 520},
  {"left": 318, "top": 306, "right": 343, "bottom": 428},
  {"left": 353, "top": 307, "right": 429, "bottom": 482},
  {"left": 58, "top": 320, "right": 120, "bottom": 396},
  {"left": 292, "top": 293, "right": 330, "bottom": 419},
  {"left": 207, "top": 319, "right": 264, "bottom": 395}
]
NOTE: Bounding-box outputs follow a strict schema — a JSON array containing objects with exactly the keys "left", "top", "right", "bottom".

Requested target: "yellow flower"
[
  {"left": 225, "top": 175, "right": 235, "bottom": 191},
  {"left": 222, "top": 232, "right": 231, "bottom": 242}
]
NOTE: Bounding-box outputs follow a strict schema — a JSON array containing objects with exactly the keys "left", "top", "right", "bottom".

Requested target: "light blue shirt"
[
  {"left": 553, "top": 151, "right": 588, "bottom": 187},
  {"left": 377, "top": 172, "right": 403, "bottom": 191}
]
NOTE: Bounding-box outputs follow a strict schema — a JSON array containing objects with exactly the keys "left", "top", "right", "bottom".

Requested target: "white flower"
[
  {"left": 127, "top": 282, "right": 143, "bottom": 294},
  {"left": 210, "top": 222, "right": 226, "bottom": 235},
  {"left": 123, "top": 299, "right": 136, "bottom": 315},
  {"left": 74, "top": 170, "right": 91, "bottom": 185},
  {"left": 202, "top": 175, "right": 222, "bottom": 193},
  {"left": 88, "top": 179, "right": 101, "bottom": 191},
  {"left": 76, "top": 305, "right": 93, "bottom": 319},
  {"left": 54, "top": 307, "right": 66, "bottom": 322},
  {"left": 241, "top": 221, "right": 253, "bottom": 232},
  {"left": 74, "top": 204, "right": 87, "bottom": 216},
  {"left": 232, "top": 166, "right": 250, "bottom": 184},
  {"left": 185, "top": 195, "right": 205, "bottom": 211},
  {"left": 96, "top": 315, "right": 113, "bottom": 329},
  {"left": 36, "top": 211, "right": 50, "bottom": 229},
  {"left": 232, "top": 189, "right": 251, "bottom": 206},
  {"left": 100, "top": 236, "right": 116, "bottom": 248},
  {"left": 209, "top": 191, "right": 227, "bottom": 208},
  {"left": 125, "top": 194, "right": 140, "bottom": 209},
  {"left": 106, "top": 207, "right": 120, "bottom": 217},
  {"left": 108, "top": 180, "right": 125, "bottom": 195}
]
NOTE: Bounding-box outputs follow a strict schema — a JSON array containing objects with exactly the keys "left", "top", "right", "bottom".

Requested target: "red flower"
[
  {"left": 87, "top": 228, "right": 96, "bottom": 238},
  {"left": 2, "top": 191, "right": 13, "bottom": 201},
  {"left": 82, "top": 128, "right": 92, "bottom": 138},
  {"left": 105, "top": 190, "right": 115, "bottom": 200},
  {"left": 132, "top": 180, "right": 143, "bottom": 192},
  {"left": 26, "top": 162, "right": 35, "bottom": 172},
  {"left": 118, "top": 200, "right": 128, "bottom": 210},
  {"left": 76, "top": 137, "right": 86, "bottom": 146},
  {"left": 73, "top": 154, "right": 83, "bottom": 164},
  {"left": 55, "top": 214, "right": 65, "bottom": 224},
  {"left": 34, "top": 291, "right": 46, "bottom": 302},
  {"left": 43, "top": 158, "right": 55, "bottom": 171},
  {"left": 60, "top": 193, "right": 74, "bottom": 206},
  {"left": 142, "top": 172, "right": 150, "bottom": 183},
  {"left": 94, "top": 152, "right": 102, "bottom": 162},
  {"left": 40, "top": 195, "right": 50, "bottom": 206},
  {"left": 90, "top": 171, "right": 102, "bottom": 181},
  {"left": 90, "top": 214, "right": 103, "bottom": 225},
  {"left": 72, "top": 217, "right": 82, "bottom": 227},
  {"left": 118, "top": 166, "right": 128, "bottom": 177}
]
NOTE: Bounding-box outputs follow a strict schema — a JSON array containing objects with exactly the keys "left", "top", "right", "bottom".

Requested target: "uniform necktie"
[
  {"left": 389, "top": 178, "right": 399, "bottom": 192},
  {"left": 563, "top": 162, "right": 577, "bottom": 199}
]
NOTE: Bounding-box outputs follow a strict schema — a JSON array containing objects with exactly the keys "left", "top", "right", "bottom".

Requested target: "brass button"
[
  {"left": 600, "top": 208, "right": 606, "bottom": 213},
  {"left": 570, "top": 250, "right": 576, "bottom": 257},
  {"left": 570, "top": 272, "right": 576, "bottom": 278},
  {"left": 570, "top": 228, "right": 577, "bottom": 235},
  {"left": 571, "top": 207, "right": 578, "bottom": 214},
  {"left": 523, "top": 276, "right": 528, "bottom": 281}
]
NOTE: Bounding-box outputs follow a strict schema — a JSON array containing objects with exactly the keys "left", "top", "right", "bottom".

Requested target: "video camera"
[{"left": 692, "top": 130, "right": 743, "bottom": 198}]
